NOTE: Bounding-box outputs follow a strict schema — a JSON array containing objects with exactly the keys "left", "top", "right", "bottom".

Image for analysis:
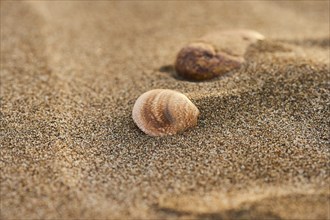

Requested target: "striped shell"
[{"left": 132, "top": 89, "right": 200, "bottom": 136}]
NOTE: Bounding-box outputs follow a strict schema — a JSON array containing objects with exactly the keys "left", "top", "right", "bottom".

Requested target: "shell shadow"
[
  {"left": 159, "top": 65, "right": 195, "bottom": 82},
  {"left": 158, "top": 64, "right": 238, "bottom": 83}
]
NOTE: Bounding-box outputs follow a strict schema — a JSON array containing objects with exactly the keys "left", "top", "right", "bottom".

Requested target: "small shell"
[
  {"left": 175, "top": 29, "right": 264, "bottom": 81},
  {"left": 175, "top": 42, "right": 243, "bottom": 81},
  {"left": 132, "top": 89, "right": 200, "bottom": 136}
]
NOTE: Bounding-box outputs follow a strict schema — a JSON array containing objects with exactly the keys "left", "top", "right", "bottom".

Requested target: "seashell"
[
  {"left": 175, "top": 42, "right": 244, "bottom": 81},
  {"left": 132, "top": 89, "right": 200, "bottom": 136},
  {"left": 175, "top": 29, "right": 264, "bottom": 81}
]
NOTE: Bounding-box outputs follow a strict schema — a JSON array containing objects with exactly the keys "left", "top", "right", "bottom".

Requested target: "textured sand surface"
[{"left": 1, "top": 1, "right": 329, "bottom": 219}]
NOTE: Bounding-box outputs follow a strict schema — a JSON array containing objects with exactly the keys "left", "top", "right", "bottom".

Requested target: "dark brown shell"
[
  {"left": 175, "top": 43, "right": 243, "bottom": 81},
  {"left": 175, "top": 30, "right": 264, "bottom": 81},
  {"left": 132, "top": 89, "right": 200, "bottom": 136}
]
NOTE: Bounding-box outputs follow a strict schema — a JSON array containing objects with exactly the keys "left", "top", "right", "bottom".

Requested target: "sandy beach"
[{"left": 1, "top": 1, "right": 329, "bottom": 219}]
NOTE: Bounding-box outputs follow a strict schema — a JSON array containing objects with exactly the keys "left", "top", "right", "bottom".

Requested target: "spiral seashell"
[
  {"left": 132, "top": 89, "right": 200, "bottom": 136},
  {"left": 175, "top": 29, "right": 264, "bottom": 81}
]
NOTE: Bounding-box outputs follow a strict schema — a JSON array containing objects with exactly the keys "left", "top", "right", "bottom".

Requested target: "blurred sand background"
[{"left": 1, "top": 1, "right": 329, "bottom": 219}]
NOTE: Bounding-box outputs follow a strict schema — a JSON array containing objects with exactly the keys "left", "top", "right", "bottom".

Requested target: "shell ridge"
[{"left": 132, "top": 89, "right": 199, "bottom": 136}]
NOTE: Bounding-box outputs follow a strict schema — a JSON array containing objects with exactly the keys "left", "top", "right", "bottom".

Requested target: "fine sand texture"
[{"left": 1, "top": 1, "right": 329, "bottom": 219}]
